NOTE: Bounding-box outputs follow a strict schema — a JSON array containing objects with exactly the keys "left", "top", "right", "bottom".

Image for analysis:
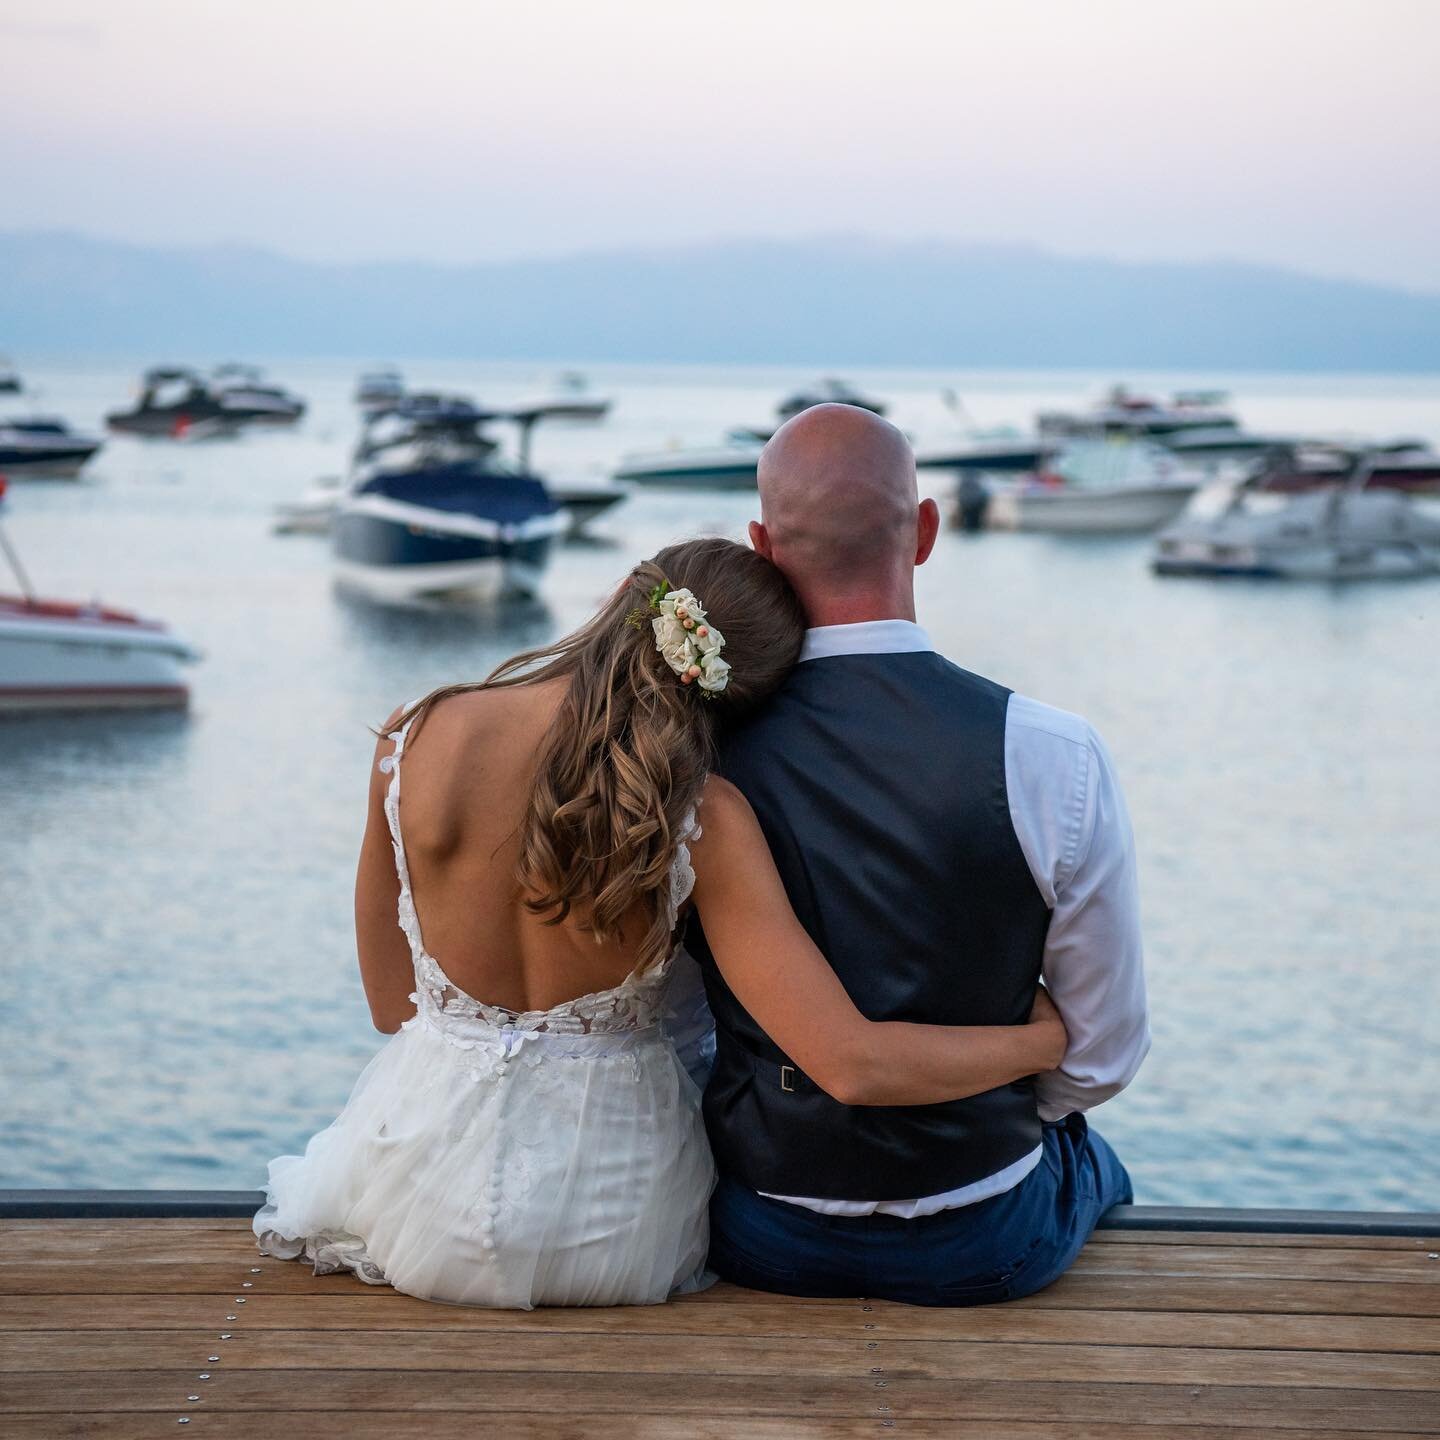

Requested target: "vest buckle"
[{"left": 780, "top": 1065, "right": 796, "bottom": 1093}]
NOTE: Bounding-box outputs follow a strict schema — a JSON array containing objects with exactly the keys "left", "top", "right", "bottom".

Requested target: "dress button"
[{"left": 481, "top": 1237, "right": 496, "bottom": 1251}]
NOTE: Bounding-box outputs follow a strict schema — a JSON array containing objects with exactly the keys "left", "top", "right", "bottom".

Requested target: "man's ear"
[
  {"left": 748, "top": 520, "right": 773, "bottom": 559},
  {"left": 914, "top": 498, "right": 941, "bottom": 567}
]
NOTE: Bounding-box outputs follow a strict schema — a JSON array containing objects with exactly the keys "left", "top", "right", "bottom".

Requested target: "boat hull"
[
  {"left": 986, "top": 481, "right": 1199, "bottom": 534},
  {"left": 614, "top": 454, "right": 761, "bottom": 489},
  {"left": 0, "top": 600, "right": 196, "bottom": 713},
  {"left": 332, "top": 494, "right": 562, "bottom": 600},
  {"left": 1154, "top": 542, "right": 1440, "bottom": 581},
  {"left": 0, "top": 444, "right": 102, "bottom": 479}
]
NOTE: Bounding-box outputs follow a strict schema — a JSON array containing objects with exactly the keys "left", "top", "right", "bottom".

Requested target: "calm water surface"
[{"left": 3, "top": 360, "right": 1438, "bottom": 1209}]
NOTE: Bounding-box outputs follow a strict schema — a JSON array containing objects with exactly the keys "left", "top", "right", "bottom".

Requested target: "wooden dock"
[{"left": 1, "top": 1208, "right": 1437, "bottom": 1438}]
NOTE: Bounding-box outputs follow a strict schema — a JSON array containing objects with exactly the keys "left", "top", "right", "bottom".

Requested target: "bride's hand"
[{"left": 1027, "top": 985, "right": 1068, "bottom": 1072}]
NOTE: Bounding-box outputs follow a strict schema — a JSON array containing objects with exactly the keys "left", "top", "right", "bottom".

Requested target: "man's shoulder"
[{"left": 1004, "top": 691, "right": 1102, "bottom": 756}]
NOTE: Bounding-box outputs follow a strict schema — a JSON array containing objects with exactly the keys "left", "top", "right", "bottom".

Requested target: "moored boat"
[
  {"left": 0, "top": 416, "right": 104, "bottom": 479},
  {"left": 613, "top": 432, "right": 765, "bottom": 489},
  {"left": 210, "top": 364, "right": 306, "bottom": 425},
  {"left": 332, "top": 395, "right": 567, "bottom": 601},
  {"left": 0, "top": 479, "right": 198, "bottom": 711},
  {"left": 776, "top": 378, "right": 887, "bottom": 423},
  {"left": 517, "top": 371, "right": 612, "bottom": 422},
  {"left": 1153, "top": 454, "right": 1440, "bottom": 580},
  {"left": 355, "top": 367, "right": 406, "bottom": 415},
  {"left": 1249, "top": 441, "right": 1440, "bottom": 496},
  {"left": 1039, "top": 386, "right": 1239, "bottom": 441}
]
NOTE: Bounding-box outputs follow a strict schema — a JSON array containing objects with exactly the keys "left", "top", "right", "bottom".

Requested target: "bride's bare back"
[{"left": 357, "top": 682, "right": 656, "bottom": 1028}]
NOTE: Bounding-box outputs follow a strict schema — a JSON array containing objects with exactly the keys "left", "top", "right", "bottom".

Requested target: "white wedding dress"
[{"left": 254, "top": 708, "right": 716, "bottom": 1308}]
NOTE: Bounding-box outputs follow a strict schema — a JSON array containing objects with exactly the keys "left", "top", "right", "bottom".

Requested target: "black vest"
[{"left": 687, "top": 651, "right": 1050, "bottom": 1200}]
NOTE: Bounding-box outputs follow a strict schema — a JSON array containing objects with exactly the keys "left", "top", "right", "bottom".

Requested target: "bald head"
[{"left": 752, "top": 403, "right": 937, "bottom": 625}]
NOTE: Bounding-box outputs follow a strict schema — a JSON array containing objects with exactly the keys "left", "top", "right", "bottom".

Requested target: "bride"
[{"left": 255, "top": 537, "right": 1066, "bottom": 1308}]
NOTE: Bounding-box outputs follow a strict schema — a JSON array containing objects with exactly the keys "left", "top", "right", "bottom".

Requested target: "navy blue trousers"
[{"left": 708, "top": 1113, "right": 1133, "bottom": 1307}]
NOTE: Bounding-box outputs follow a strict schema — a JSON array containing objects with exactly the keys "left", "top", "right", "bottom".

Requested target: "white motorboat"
[
  {"left": 0, "top": 479, "right": 198, "bottom": 711},
  {"left": 0, "top": 416, "right": 104, "bottom": 479},
  {"left": 273, "top": 476, "right": 345, "bottom": 535},
  {"left": 1038, "top": 386, "right": 1239, "bottom": 441},
  {"left": 549, "top": 480, "right": 627, "bottom": 535},
  {"left": 916, "top": 432, "right": 1057, "bottom": 474},
  {"left": 1153, "top": 457, "right": 1440, "bottom": 580},
  {"left": 517, "top": 371, "right": 612, "bottom": 422},
  {"left": 981, "top": 440, "right": 1205, "bottom": 534},
  {"left": 776, "top": 378, "right": 887, "bottom": 422},
  {"left": 613, "top": 432, "right": 765, "bottom": 489},
  {"left": 355, "top": 367, "right": 406, "bottom": 415}
]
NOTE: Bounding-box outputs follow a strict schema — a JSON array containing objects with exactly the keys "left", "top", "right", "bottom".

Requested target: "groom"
[{"left": 687, "top": 403, "right": 1149, "bottom": 1305}]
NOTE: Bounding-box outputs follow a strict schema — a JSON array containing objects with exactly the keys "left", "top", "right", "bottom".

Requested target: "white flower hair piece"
[{"left": 650, "top": 584, "right": 731, "bottom": 694}]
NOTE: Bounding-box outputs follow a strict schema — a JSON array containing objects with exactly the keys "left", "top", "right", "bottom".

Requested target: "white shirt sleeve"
[{"left": 1005, "top": 696, "right": 1150, "bottom": 1122}]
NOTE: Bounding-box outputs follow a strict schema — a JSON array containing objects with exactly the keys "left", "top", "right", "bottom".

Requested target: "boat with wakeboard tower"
[
  {"left": 0, "top": 416, "right": 104, "bottom": 479},
  {"left": 332, "top": 394, "right": 570, "bottom": 601}
]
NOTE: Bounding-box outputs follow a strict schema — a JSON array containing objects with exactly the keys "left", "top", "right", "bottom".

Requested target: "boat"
[
  {"left": 517, "top": 371, "right": 612, "bottom": 422},
  {"left": 979, "top": 440, "right": 1206, "bottom": 534},
  {"left": 355, "top": 367, "right": 406, "bottom": 415},
  {"left": 272, "top": 477, "right": 346, "bottom": 535},
  {"left": 1038, "top": 386, "right": 1239, "bottom": 441},
  {"left": 1153, "top": 455, "right": 1440, "bottom": 580},
  {"left": 107, "top": 366, "right": 303, "bottom": 436},
  {"left": 106, "top": 367, "right": 244, "bottom": 438},
  {"left": 776, "top": 378, "right": 887, "bottom": 423},
  {"left": 0, "top": 416, "right": 104, "bottom": 479},
  {"left": 332, "top": 395, "right": 568, "bottom": 601},
  {"left": 548, "top": 481, "right": 627, "bottom": 535},
  {"left": 1247, "top": 441, "right": 1440, "bottom": 496},
  {"left": 209, "top": 364, "right": 306, "bottom": 425},
  {"left": 0, "top": 478, "right": 198, "bottom": 711},
  {"left": 277, "top": 473, "right": 623, "bottom": 539},
  {"left": 0, "top": 357, "right": 21, "bottom": 394},
  {"left": 916, "top": 432, "right": 1057, "bottom": 474},
  {"left": 613, "top": 431, "right": 766, "bottom": 489}
]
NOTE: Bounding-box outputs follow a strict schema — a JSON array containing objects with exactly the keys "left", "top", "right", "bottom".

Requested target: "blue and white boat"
[
  {"left": 0, "top": 416, "right": 104, "bottom": 479},
  {"left": 332, "top": 395, "right": 567, "bottom": 601}
]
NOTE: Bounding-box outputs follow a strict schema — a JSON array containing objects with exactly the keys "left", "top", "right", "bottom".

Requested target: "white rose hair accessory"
[{"left": 644, "top": 581, "right": 731, "bottom": 694}]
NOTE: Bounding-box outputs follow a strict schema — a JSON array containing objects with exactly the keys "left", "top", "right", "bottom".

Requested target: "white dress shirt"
[{"left": 749, "top": 620, "right": 1150, "bottom": 1217}]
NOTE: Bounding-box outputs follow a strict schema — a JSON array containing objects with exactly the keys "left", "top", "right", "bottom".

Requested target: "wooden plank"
[
  {"left": 5, "top": 1371, "right": 1438, "bottom": 1431},
  {"left": 5, "top": 1328, "right": 1437, "bottom": 1392},
  {"left": 5, "top": 1293, "right": 1439, "bottom": 1354},
  {"left": 1091, "top": 1230, "right": 1440, "bottom": 1252},
  {"left": 1068, "top": 1244, "right": 1440, "bottom": 1282},
  {"left": 4, "top": 1259, "right": 1439, "bottom": 1319},
  {"left": 9, "top": 1418, "right": 1433, "bottom": 1440}
]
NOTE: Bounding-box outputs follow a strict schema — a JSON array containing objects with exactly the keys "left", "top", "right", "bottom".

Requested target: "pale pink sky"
[{"left": 2, "top": 0, "right": 1437, "bottom": 291}]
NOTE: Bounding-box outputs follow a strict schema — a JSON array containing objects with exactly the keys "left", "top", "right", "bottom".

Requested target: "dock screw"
[
  {"left": 178, "top": 1420, "right": 190, "bottom": 1426},
  {"left": 208, "top": 1355, "right": 220, "bottom": 1362},
  {"left": 250, "top": 1267, "right": 262, "bottom": 1273},
  {"left": 198, "top": 1374, "right": 210, "bottom": 1381},
  {"left": 220, "top": 1334, "right": 233, "bottom": 1340},
  {"left": 242, "top": 1282, "right": 253, "bottom": 1288},
  {"left": 226, "top": 1314, "right": 237, "bottom": 1320},
  {"left": 870, "top": 1366, "right": 884, "bottom": 1374},
  {"left": 187, "top": 1396, "right": 200, "bottom": 1402}
]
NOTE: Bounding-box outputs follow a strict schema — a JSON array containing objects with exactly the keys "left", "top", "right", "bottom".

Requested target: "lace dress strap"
[
  {"left": 665, "top": 805, "right": 702, "bottom": 934},
  {"left": 378, "top": 701, "right": 430, "bottom": 972}
]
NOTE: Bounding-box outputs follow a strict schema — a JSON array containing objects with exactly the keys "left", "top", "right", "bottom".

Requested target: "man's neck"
[{"left": 800, "top": 594, "right": 918, "bottom": 629}]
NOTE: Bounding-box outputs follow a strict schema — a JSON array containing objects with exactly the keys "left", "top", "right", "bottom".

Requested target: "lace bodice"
[{"left": 380, "top": 706, "right": 700, "bottom": 1038}]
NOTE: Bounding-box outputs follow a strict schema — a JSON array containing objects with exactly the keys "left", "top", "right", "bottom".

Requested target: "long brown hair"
[{"left": 399, "top": 538, "right": 806, "bottom": 970}]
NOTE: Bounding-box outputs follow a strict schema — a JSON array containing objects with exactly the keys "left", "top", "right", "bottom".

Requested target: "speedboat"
[
  {"left": 332, "top": 395, "right": 568, "bottom": 601},
  {"left": 1153, "top": 457, "right": 1440, "bottom": 580},
  {"left": 548, "top": 480, "right": 627, "bottom": 535},
  {"left": 916, "top": 432, "right": 1057, "bottom": 474},
  {"left": 0, "top": 416, "right": 104, "bottom": 479},
  {"left": 1247, "top": 441, "right": 1440, "bottom": 496},
  {"left": 0, "top": 357, "right": 21, "bottom": 394},
  {"left": 210, "top": 364, "right": 306, "bottom": 425},
  {"left": 355, "top": 367, "right": 406, "bottom": 415},
  {"left": 273, "top": 476, "right": 346, "bottom": 535},
  {"left": 517, "top": 371, "right": 612, "bottom": 422},
  {"left": 613, "top": 431, "right": 766, "bottom": 489},
  {"left": 1038, "top": 386, "right": 1239, "bottom": 441},
  {"left": 982, "top": 440, "right": 1205, "bottom": 534},
  {"left": 0, "top": 478, "right": 198, "bottom": 711},
  {"left": 106, "top": 367, "right": 243, "bottom": 438},
  {"left": 776, "top": 378, "right": 887, "bottom": 423}
]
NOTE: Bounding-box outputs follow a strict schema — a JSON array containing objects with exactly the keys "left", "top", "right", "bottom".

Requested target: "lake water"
[{"left": 3, "top": 359, "right": 1438, "bottom": 1211}]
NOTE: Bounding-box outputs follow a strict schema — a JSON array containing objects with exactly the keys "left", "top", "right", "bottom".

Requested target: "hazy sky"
[{"left": 3, "top": 0, "right": 1438, "bottom": 291}]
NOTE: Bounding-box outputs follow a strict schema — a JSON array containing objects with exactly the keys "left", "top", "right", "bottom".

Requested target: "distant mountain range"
[{"left": 2, "top": 229, "right": 1438, "bottom": 371}]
